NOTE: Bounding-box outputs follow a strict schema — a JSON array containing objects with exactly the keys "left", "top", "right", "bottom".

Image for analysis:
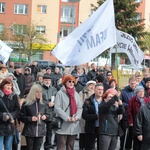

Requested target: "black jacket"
[
  {"left": 20, "top": 101, "right": 50, "bottom": 137},
  {"left": 14, "top": 71, "right": 26, "bottom": 98},
  {"left": 0, "top": 91, "right": 20, "bottom": 136},
  {"left": 82, "top": 94, "right": 99, "bottom": 134},
  {"left": 86, "top": 70, "right": 96, "bottom": 81},
  {"left": 99, "top": 96, "right": 125, "bottom": 136},
  {"left": 134, "top": 103, "right": 150, "bottom": 144}
]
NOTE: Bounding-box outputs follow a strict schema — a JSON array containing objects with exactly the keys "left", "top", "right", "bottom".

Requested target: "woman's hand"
[
  {"left": 118, "top": 100, "right": 123, "bottom": 105},
  {"left": 41, "top": 115, "right": 46, "bottom": 120},
  {"left": 32, "top": 116, "right": 38, "bottom": 122},
  {"left": 137, "top": 135, "right": 143, "bottom": 141},
  {"left": 49, "top": 102, "right": 54, "bottom": 107}
]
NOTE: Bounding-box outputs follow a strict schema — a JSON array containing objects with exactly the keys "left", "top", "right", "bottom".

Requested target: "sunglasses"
[
  {"left": 68, "top": 80, "right": 75, "bottom": 83},
  {"left": 107, "top": 74, "right": 112, "bottom": 76}
]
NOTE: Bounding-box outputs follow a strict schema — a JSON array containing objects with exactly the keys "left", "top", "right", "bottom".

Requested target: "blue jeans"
[{"left": 0, "top": 135, "right": 13, "bottom": 150}]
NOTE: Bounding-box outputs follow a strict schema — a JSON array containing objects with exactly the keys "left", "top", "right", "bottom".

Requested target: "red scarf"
[
  {"left": 3, "top": 89, "right": 13, "bottom": 96},
  {"left": 66, "top": 87, "right": 77, "bottom": 116}
]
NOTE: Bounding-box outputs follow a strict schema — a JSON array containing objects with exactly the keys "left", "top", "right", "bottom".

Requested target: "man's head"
[
  {"left": 72, "top": 74, "right": 79, "bottom": 85},
  {"left": 96, "top": 74, "right": 105, "bottom": 83},
  {"left": 94, "top": 84, "right": 104, "bottom": 98},
  {"left": 15, "top": 65, "right": 22, "bottom": 74},
  {"left": 145, "top": 77, "right": 150, "bottom": 89},
  {"left": 128, "top": 76, "right": 137, "bottom": 90},
  {"left": 55, "top": 67, "right": 60, "bottom": 74},
  {"left": 91, "top": 63, "right": 96, "bottom": 70},
  {"left": 43, "top": 74, "right": 51, "bottom": 87},
  {"left": 46, "top": 67, "right": 52, "bottom": 74}
]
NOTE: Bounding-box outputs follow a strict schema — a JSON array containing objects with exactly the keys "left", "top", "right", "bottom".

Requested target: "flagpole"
[{"left": 115, "top": 45, "right": 119, "bottom": 89}]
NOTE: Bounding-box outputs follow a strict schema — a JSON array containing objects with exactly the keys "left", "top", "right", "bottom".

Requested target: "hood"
[{"left": 6, "top": 73, "right": 17, "bottom": 81}]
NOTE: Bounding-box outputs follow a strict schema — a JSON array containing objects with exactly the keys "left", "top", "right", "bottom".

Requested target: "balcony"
[{"left": 60, "top": 16, "right": 75, "bottom": 24}]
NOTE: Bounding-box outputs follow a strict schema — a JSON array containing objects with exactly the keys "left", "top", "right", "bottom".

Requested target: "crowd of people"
[{"left": 0, "top": 60, "right": 150, "bottom": 150}]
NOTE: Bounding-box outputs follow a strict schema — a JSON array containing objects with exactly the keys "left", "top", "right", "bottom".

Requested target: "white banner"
[
  {"left": 110, "top": 29, "right": 144, "bottom": 70},
  {"left": 52, "top": 0, "right": 116, "bottom": 66},
  {"left": 0, "top": 40, "right": 13, "bottom": 64}
]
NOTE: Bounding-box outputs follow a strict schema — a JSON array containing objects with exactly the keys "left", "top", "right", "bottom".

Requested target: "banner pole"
[{"left": 115, "top": 45, "right": 119, "bottom": 89}]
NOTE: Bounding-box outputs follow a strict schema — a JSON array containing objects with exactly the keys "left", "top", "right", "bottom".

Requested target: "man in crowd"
[
  {"left": 86, "top": 63, "right": 97, "bottom": 81},
  {"left": 42, "top": 74, "right": 57, "bottom": 150},
  {"left": 13, "top": 65, "right": 26, "bottom": 98},
  {"left": 120, "top": 76, "right": 137, "bottom": 150}
]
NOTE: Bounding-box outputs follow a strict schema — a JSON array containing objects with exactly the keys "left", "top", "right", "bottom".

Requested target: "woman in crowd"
[
  {"left": 0, "top": 78, "right": 20, "bottom": 150},
  {"left": 79, "top": 80, "right": 96, "bottom": 149},
  {"left": 19, "top": 84, "right": 50, "bottom": 150},
  {"left": 54, "top": 75, "right": 82, "bottom": 150},
  {"left": 98, "top": 89, "right": 125, "bottom": 150},
  {"left": 6, "top": 73, "right": 20, "bottom": 96},
  {"left": 109, "top": 78, "right": 118, "bottom": 91}
]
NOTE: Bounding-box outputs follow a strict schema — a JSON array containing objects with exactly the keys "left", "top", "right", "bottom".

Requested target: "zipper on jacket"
[
  {"left": 36, "top": 102, "right": 39, "bottom": 137},
  {"left": 105, "top": 120, "right": 108, "bottom": 132}
]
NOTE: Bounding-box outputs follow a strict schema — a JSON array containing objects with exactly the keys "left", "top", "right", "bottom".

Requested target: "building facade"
[{"left": 0, "top": 0, "right": 149, "bottom": 63}]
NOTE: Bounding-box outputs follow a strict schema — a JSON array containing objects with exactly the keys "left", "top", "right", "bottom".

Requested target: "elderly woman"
[
  {"left": 99, "top": 89, "right": 124, "bottom": 150},
  {"left": 54, "top": 75, "right": 82, "bottom": 150},
  {"left": 0, "top": 78, "right": 20, "bottom": 150},
  {"left": 79, "top": 80, "right": 96, "bottom": 149},
  {"left": 19, "top": 84, "right": 50, "bottom": 150}
]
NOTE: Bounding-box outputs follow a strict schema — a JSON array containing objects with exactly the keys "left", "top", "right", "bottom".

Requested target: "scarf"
[
  {"left": 2, "top": 89, "right": 13, "bottom": 96},
  {"left": 137, "top": 96, "right": 145, "bottom": 107},
  {"left": 66, "top": 87, "right": 77, "bottom": 116}
]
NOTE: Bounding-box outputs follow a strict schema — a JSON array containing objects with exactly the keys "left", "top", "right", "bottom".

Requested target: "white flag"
[
  {"left": 52, "top": 0, "right": 116, "bottom": 66},
  {"left": 0, "top": 40, "right": 13, "bottom": 64},
  {"left": 110, "top": 29, "right": 144, "bottom": 70}
]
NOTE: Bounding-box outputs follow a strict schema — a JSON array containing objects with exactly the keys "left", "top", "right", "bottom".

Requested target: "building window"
[
  {"left": 0, "top": 24, "right": 4, "bottom": 34},
  {"left": 37, "top": 5, "right": 47, "bottom": 13},
  {"left": 0, "top": 3, "right": 5, "bottom": 13},
  {"left": 36, "top": 26, "right": 46, "bottom": 34},
  {"left": 14, "top": 4, "right": 28, "bottom": 14},
  {"left": 61, "top": 5, "right": 75, "bottom": 23},
  {"left": 60, "top": 26, "right": 72, "bottom": 38},
  {"left": 13, "top": 24, "right": 27, "bottom": 35}
]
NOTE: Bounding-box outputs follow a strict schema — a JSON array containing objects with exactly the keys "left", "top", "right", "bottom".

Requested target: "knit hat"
[
  {"left": 105, "top": 88, "right": 117, "bottom": 95},
  {"left": 46, "top": 67, "right": 52, "bottom": 71},
  {"left": 62, "top": 75, "right": 75, "bottom": 85},
  {"left": 86, "top": 80, "right": 96, "bottom": 86},
  {"left": 134, "top": 86, "right": 144, "bottom": 94},
  {"left": 145, "top": 78, "right": 150, "bottom": 84},
  {"left": 14, "top": 65, "right": 21, "bottom": 69},
  {"left": 43, "top": 74, "right": 51, "bottom": 79},
  {"left": 96, "top": 74, "right": 105, "bottom": 83}
]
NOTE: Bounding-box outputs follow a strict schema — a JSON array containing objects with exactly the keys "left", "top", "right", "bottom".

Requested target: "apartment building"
[{"left": 0, "top": 0, "right": 149, "bottom": 63}]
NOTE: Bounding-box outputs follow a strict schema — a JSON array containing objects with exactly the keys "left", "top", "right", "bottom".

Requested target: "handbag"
[{"left": 51, "top": 104, "right": 70, "bottom": 130}]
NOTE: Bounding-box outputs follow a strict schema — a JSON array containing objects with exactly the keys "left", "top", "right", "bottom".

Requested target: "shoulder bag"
[{"left": 50, "top": 103, "right": 70, "bottom": 130}]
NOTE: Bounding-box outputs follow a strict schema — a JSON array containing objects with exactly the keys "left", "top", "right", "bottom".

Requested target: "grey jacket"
[
  {"left": 54, "top": 86, "right": 82, "bottom": 135},
  {"left": 42, "top": 84, "right": 57, "bottom": 121}
]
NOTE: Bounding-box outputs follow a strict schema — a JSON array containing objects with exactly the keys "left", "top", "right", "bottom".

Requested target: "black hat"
[
  {"left": 72, "top": 73, "right": 79, "bottom": 78},
  {"left": 43, "top": 74, "right": 51, "bottom": 79},
  {"left": 97, "top": 68, "right": 104, "bottom": 72},
  {"left": 145, "top": 77, "right": 150, "bottom": 83},
  {"left": 96, "top": 74, "right": 105, "bottom": 82},
  {"left": 14, "top": 65, "right": 21, "bottom": 69},
  {"left": 46, "top": 67, "right": 52, "bottom": 71}
]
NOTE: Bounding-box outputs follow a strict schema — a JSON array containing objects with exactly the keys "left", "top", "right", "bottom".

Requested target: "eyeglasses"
[
  {"left": 68, "top": 80, "right": 75, "bottom": 83},
  {"left": 107, "top": 74, "right": 112, "bottom": 76}
]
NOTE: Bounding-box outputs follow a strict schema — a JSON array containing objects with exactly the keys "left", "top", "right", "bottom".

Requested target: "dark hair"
[{"left": 0, "top": 78, "right": 13, "bottom": 91}]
